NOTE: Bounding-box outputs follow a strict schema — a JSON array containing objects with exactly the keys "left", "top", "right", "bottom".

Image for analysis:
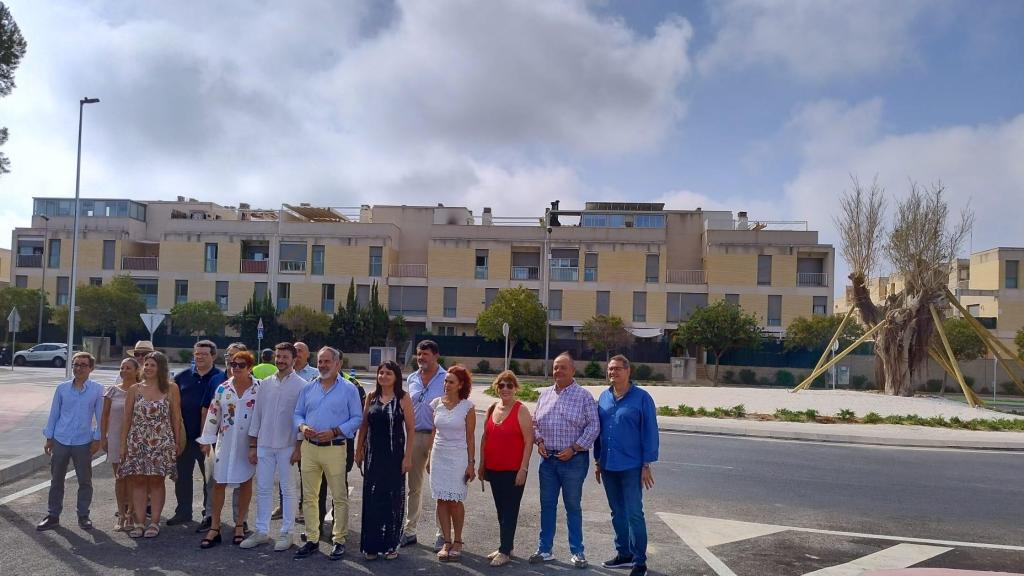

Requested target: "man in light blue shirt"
[
  {"left": 37, "top": 352, "right": 104, "bottom": 531},
  {"left": 293, "top": 342, "right": 319, "bottom": 382},
  {"left": 401, "top": 339, "right": 447, "bottom": 548},
  {"left": 292, "top": 345, "right": 363, "bottom": 561}
]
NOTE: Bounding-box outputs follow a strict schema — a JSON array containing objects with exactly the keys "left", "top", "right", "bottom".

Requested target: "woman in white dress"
[
  {"left": 428, "top": 365, "right": 476, "bottom": 562},
  {"left": 101, "top": 357, "right": 140, "bottom": 531},
  {"left": 197, "top": 350, "right": 259, "bottom": 548}
]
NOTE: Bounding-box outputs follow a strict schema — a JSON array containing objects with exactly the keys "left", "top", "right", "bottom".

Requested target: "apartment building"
[
  {"left": 10, "top": 197, "right": 834, "bottom": 338},
  {"left": 0, "top": 247, "right": 10, "bottom": 288}
]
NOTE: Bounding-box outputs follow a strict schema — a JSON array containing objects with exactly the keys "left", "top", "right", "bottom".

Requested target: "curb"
[{"left": 0, "top": 452, "right": 48, "bottom": 487}]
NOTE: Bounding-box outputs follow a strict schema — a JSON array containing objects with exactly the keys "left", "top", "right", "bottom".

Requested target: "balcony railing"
[
  {"left": 666, "top": 270, "right": 706, "bottom": 285},
  {"left": 511, "top": 266, "right": 539, "bottom": 281},
  {"left": 549, "top": 267, "right": 579, "bottom": 282},
  {"left": 797, "top": 272, "right": 830, "bottom": 287},
  {"left": 279, "top": 260, "right": 307, "bottom": 273},
  {"left": 240, "top": 259, "right": 269, "bottom": 274},
  {"left": 389, "top": 263, "right": 427, "bottom": 278},
  {"left": 121, "top": 256, "right": 159, "bottom": 271},
  {"left": 16, "top": 254, "right": 42, "bottom": 268},
  {"left": 475, "top": 266, "right": 488, "bottom": 279}
]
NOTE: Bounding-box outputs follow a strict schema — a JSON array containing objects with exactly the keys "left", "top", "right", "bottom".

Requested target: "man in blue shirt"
[
  {"left": 401, "top": 339, "right": 447, "bottom": 549},
  {"left": 168, "top": 340, "right": 226, "bottom": 529},
  {"left": 594, "top": 355, "right": 659, "bottom": 576},
  {"left": 37, "top": 352, "right": 104, "bottom": 531},
  {"left": 293, "top": 345, "right": 363, "bottom": 561}
]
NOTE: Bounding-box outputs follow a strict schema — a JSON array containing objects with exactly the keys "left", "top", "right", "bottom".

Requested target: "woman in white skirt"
[
  {"left": 428, "top": 364, "right": 476, "bottom": 562},
  {"left": 196, "top": 350, "right": 259, "bottom": 548}
]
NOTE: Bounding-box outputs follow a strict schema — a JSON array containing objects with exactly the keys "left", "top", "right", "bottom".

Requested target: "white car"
[{"left": 13, "top": 343, "right": 69, "bottom": 367}]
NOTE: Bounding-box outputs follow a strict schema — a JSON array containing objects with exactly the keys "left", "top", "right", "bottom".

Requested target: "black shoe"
[
  {"left": 294, "top": 541, "right": 319, "bottom": 559},
  {"left": 166, "top": 514, "right": 192, "bottom": 526},
  {"left": 603, "top": 554, "right": 634, "bottom": 569},
  {"left": 194, "top": 517, "right": 212, "bottom": 533},
  {"left": 329, "top": 543, "right": 346, "bottom": 561},
  {"left": 78, "top": 516, "right": 93, "bottom": 530},
  {"left": 36, "top": 516, "right": 59, "bottom": 531},
  {"left": 399, "top": 534, "right": 417, "bottom": 547},
  {"left": 630, "top": 565, "right": 648, "bottom": 576}
]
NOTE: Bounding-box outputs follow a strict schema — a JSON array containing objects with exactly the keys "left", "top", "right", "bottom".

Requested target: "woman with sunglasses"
[
  {"left": 478, "top": 370, "right": 534, "bottom": 566},
  {"left": 196, "top": 351, "right": 259, "bottom": 548},
  {"left": 101, "top": 357, "right": 141, "bottom": 532}
]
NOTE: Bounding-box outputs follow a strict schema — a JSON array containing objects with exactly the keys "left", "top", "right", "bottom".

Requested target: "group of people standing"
[{"left": 38, "top": 338, "right": 659, "bottom": 575}]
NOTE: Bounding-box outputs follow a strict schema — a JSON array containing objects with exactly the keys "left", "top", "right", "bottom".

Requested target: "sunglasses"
[
  {"left": 229, "top": 362, "right": 251, "bottom": 370},
  {"left": 495, "top": 382, "right": 516, "bottom": 390}
]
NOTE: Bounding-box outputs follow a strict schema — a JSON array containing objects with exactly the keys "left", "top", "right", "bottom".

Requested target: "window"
[
  {"left": 311, "top": 245, "right": 325, "bottom": 275},
  {"left": 56, "top": 277, "right": 69, "bottom": 306},
  {"left": 47, "top": 239, "right": 60, "bottom": 269},
  {"left": 133, "top": 278, "right": 158, "bottom": 309},
  {"left": 204, "top": 243, "right": 218, "bottom": 273},
  {"left": 277, "top": 282, "right": 290, "bottom": 311},
  {"left": 511, "top": 252, "right": 541, "bottom": 280},
  {"left": 757, "top": 255, "right": 772, "bottom": 285},
  {"left": 15, "top": 275, "right": 27, "bottom": 288},
  {"left": 485, "top": 288, "right": 498, "bottom": 308},
  {"left": 357, "top": 284, "right": 370, "bottom": 309},
  {"left": 645, "top": 254, "right": 659, "bottom": 283},
  {"left": 550, "top": 249, "right": 579, "bottom": 282},
  {"left": 322, "top": 283, "right": 335, "bottom": 314},
  {"left": 812, "top": 296, "right": 828, "bottom": 316},
  {"left": 254, "top": 282, "right": 267, "bottom": 301},
  {"left": 967, "top": 304, "right": 980, "bottom": 317},
  {"left": 438, "top": 326, "right": 456, "bottom": 336},
  {"left": 89, "top": 277, "right": 102, "bottom": 286},
  {"left": 584, "top": 252, "right": 598, "bottom": 282},
  {"left": 388, "top": 286, "right": 427, "bottom": 316},
  {"left": 581, "top": 213, "right": 626, "bottom": 227},
  {"left": 596, "top": 291, "right": 610, "bottom": 316},
  {"left": 548, "top": 290, "right": 562, "bottom": 321},
  {"left": 369, "top": 246, "right": 383, "bottom": 277},
  {"left": 475, "top": 249, "right": 488, "bottom": 279},
  {"left": 102, "top": 240, "right": 115, "bottom": 270},
  {"left": 1007, "top": 260, "right": 1019, "bottom": 289},
  {"left": 667, "top": 293, "right": 709, "bottom": 323},
  {"left": 634, "top": 214, "right": 666, "bottom": 228},
  {"left": 443, "top": 287, "right": 457, "bottom": 318},
  {"left": 725, "top": 293, "right": 740, "bottom": 306},
  {"left": 216, "top": 281, "right": 229, "bottom": 311},
  {"left": 175, "top": 280, "right": 188, "bottom": 305},
  {"left": 633, "top": 291, "right": 647, "bottom": 322},
  {"left": 279, "top": 243, "right": 307, "bottom": 273},
  {"left": 767, "top": 295, "right": 782, "bottom": 327}
]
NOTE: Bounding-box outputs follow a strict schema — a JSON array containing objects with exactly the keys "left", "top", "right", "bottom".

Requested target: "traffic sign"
[
  {"left": 140, "top": 313, "right": 165, "bottom": 335},
  {"left": 6, "top": 307, "right": 21, "bottom": 333},
  {"left": 257, "top": 318, "right": 265, "bottom": 339}
]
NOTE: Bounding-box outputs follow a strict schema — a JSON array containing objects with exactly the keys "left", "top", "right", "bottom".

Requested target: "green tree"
[
  {"left": 330, "top": 279, "right": 367, "bottom": 351},
  {"left": 476, "top": 287, "right": 547, "bottom": 352},
  {"left": 229, "top": 294, "right": 280, "bottom": 348},
  {"left": 1, "top": 2, "right": 28, "bottom": 175},
  {"left": 673, "top": 300, "right": 762, "bottom": 383},
  {"left": 0, "top": 286, "right": 47, "bottom": 342},
  {"left": 387, "top": 315, "right": 409, "bottom": 348},
  {"left": 581, "top": 314, "right": 632, "bottom": 361},
  {"left": 279, "top": 305, "right": 331, "bottom": 342},
  {"left": 365, "top": 281, "right": 389, "bottom": 347},
  {"left": 76, "top": 276, "right": 145, "bottom": 345},
  {"left": 939, "top": 317, "right": 986, "bottom": 362},
  {"left": 170, "top": 301, "right": 227, "bottom": 340},
  {"left": 784, "top": 314, "right": 865, "bottom": 352},
  {"left": 1016, "top": 326, "right": 1024, "bottom": 360}
]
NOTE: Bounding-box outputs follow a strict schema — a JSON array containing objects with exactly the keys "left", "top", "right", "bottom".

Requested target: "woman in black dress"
[{"left": 354, "top": 360, "right": 415, "bottom": 560}]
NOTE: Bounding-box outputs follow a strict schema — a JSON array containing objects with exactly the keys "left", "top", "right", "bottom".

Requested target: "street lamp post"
[
  {"left": 65, "top": 97, "right": 100, "bottom": 378},
  {"left": 37, "top": 214, "right": 50, "bottom": 344},
  {"left": 542, "top": 220, "right": 551, "bottom": 379}
]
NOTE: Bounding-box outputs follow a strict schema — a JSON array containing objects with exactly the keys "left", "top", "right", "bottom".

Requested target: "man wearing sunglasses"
[{"left": 37, "top": 352, "right": 104, "bottom": 531}]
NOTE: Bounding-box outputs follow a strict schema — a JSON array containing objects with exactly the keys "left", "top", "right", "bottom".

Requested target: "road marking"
[
  {"left": 657, "top": 460, "right": 735, "bottom": 470},
  {"left": 802, "top": 543, "right": 952, "bottom": 575},
  {"left": 0, "top": 455, "right": 107, "bottom": 506},
  {"left": 659, "top": 431, "right": 1024, "bottom": 455}
]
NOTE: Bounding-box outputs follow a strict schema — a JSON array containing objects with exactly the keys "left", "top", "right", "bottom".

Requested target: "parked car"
[{"left": 13, "top": 343, "right": 70, "bottom": 367}]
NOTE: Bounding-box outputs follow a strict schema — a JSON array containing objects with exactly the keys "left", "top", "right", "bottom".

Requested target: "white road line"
[
  {"left": 0, "top": 455, "right": 107, "bottom": 506},
  {"left": 657, "top": 461, "right": 735, "bottom": 470},
  {"left": 801, "top": 543, "right": 952, "bottom": 576},
  {"left": 659, "top": 431, "right": 1024, "bottom": 455}
]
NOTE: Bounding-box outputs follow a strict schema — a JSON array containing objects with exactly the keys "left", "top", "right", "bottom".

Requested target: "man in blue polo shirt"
[
  {"left": 37, "top": 352, "right": 104, "bottom": 531},
  {"left": 168, "top": 339, "right": 226, "bottom": 529},
  {"left": 594, "top": 355, "right": 659, "bottom": 576}
]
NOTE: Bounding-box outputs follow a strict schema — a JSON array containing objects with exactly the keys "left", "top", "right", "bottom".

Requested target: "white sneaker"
[
  {"left": 240, "top": 532, "right": 269, "bottom": 549},
  {"left": 274, "top": 532, "right": 293, "bottom": 551}
]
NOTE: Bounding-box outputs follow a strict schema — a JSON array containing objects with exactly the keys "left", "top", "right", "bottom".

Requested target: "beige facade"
[
  {"left": 11, "top": 198, "right": 835, "bottom": 338},
  {"left": 0, "top": 247, "right": 9, "bottom": 288}
]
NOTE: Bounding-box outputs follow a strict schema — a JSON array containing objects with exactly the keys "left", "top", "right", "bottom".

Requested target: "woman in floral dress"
[
  {"left": 101, "top": 357, "right": 141, "bottom": 531},
  {"left": 196, "top": 350, "right": 259, "bottom": 548},
  {"left": 118, "top": 351, "right": 184, "bottom": 539}
]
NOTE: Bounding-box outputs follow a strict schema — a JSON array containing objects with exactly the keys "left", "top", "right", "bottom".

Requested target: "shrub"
[
  {"left": 677, "top": 404, "right": 697, "bottom": 417},
  {"left": 774, "top": 408, "right": 804, "bottom": 422},
  {"left": 739, "top": 369, "right": 757, "bottom": 385},
  {"left": 722, "top": 370, "right": 735, "bottom": 383},
  {"left": 508, "top": 359, "right": 521, "bottom": 374},
  {"left": 657, "top": 406, "right": 677, "bottom": 417},
  {"left": 924, "top": 379, "right": 944, "bottom": 393},
  {"left": 757, "top": 376, "right": 772, "bottom": 386},
  {"left": 837, "top": 409, "right": 856, "bottom": 422},
  {"left": 634, "top": 364, "right": 653, "bottom": 380},
  {"left": 803, "top": 409, "right": 819, "bottom": 421},
  {"left": 774, "top": 370, "right": 795, "bottom": 387},
  {"left": 999, "top": 381, "right": 1020, "bottom": 395},
  {"left": 863, "top": 412, "right": 883, "bottom": 424},
  {"left": 438, "top": 356, "right": 447, "bottom": 367},
  {"left": 850, "top": 375, "right": 869, "bottom": 390},
  {"left": 651, "top": 373, "right": 667, "bottom": 382},
  {"left": 731, "top": 404, "right": 747, "bottom": 418},
  {"left": 584, "top": 360, "right": 602, "bottom": 379},
  {"left": 695, "top": 406, "right": 709, "bottom": 416},
  {"left": 177, "top": 349, "right": 192, "bottom": 363},
  {"left": 476, "top": 359, "right": 492, "bottom": 374},
  {"left": 964, "top": 375, "right": 975, "bottom": 388}
]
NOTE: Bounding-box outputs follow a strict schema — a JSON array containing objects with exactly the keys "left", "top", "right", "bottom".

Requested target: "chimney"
[
  {"left": 177, "top": 196, "right": 185, "bottom": 202},
  {"left": 482, "top": 207, "right": 493, "bottom": 226},
  {"left": 737, "top": 211, "right": 749, "bottom": 230},
  {"left": 359, "top": 204, "right": 371, "bottom": 223},
  {"left": 239, "top": 202, "right": 250, "bottom": 210}
]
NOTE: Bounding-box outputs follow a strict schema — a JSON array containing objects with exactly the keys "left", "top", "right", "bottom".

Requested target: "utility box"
[
  {"left": 369, "top": 346, "right": 397, "bottom": 369},
  {"left": 671, "top": 356, "right": 696, "bottom": 383},
  {"left": 82, "top": 336, "right": 111, "bottom": 363}
]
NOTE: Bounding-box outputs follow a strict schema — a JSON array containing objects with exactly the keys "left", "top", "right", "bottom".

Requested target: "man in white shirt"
[{"left": 241, "top": 342, "right": 307, "bottom": 551}]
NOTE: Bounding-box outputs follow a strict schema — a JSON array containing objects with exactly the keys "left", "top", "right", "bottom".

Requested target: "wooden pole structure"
[
  {"left": 929, "top": 304, "right": 980, "bottom": 408},
  {"left": 810, "top": 307, "right": 856, "bottom": 378},
  {"left": 792, "top": 318, "right": 889, "bottom": 392},
  {"left": 942, "top": 287, "right": 1024, "bottom": 394},
  {"left": 927, "top": 346, "right": 984, "bottom": 407}
]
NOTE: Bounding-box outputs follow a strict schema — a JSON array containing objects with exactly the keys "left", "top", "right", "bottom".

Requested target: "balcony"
[
  {"left": 389, "top": 263, "right": 427, "bottom": 278},
  {"left": 511, "top": 266, "right": 539, "bottom": 281},
  {"left": 549, "top": 267, "right": 579, "bottom": 282},
  {"left": 240, "top": 259, "right": 269, "bottom": 274},
  {"left": 666, "top": 270, "right": 706, "bottom": 285},
  {"left": 16, "top": 254, "right": 42, "bottom": 268},
  {"left": 797, "top": 273, "right": 830, "bottom": 287},
  {"left": 279, "top": 260, "right": 307, "bottom": 274},
  {"left": 121, "top": 256, "right": 159, "bottom": 271},
  {"left": 475, "top": 266, "right": 488, "bottom": 279}
]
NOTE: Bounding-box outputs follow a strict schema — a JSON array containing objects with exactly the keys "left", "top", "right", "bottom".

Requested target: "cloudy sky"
[{"left": 2, "top": 0, "right": 1023, "bottom": 293}]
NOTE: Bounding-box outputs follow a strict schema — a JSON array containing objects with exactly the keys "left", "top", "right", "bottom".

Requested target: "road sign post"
[
  {"left": 257, "top": 318, "right": 264, "bottom": 352},
  {"left": 7, "top": 307, "right": 21, "bottom": 371},
  {"left": 502, "top": 321, "right": 510, "bottom": 372},
  {"left": 139, "top": 313, "right": 166, "bottom": 346}
]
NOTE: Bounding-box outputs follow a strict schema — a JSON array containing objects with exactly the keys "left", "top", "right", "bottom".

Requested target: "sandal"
[
  {"left": 449, "top": 540, "right": 463, "bottom": 562},
  {"left": 143, "top": 523, "right": 160, "bottom": 539},
  {"left": 233, "top": 526, "right": 245, "bottom": 545},
  {"left": 491, "top": 552, "right": 511, "bottom": 567},
  {"left": 128, "top": 525, "right": 144, "bottom": 538},
  {"left": 384, "top": 550, "right": 399, "bottom": 561},
  {"left": 200, "top": 528, "right": 222, "bottom": 549},
  {"left": 437, "top": 541, "right": 452, "bottom": 562}
]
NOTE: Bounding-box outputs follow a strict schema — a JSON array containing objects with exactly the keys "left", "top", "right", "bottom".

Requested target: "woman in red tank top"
[{"left": 478, "top": 370, "right": 535, "bottom": 567}]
